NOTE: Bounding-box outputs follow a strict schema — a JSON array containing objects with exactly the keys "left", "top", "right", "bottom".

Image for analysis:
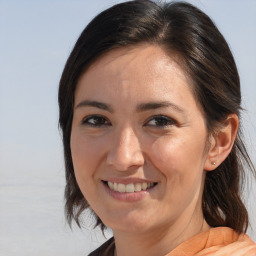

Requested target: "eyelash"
[
  {"left": 81, "top": 115, "right": 111, "bottom": 127},
  {"left": 81, "top": 115, "right": 176, "bottom": 128},
  {"left": 144, "top": 115, "right": 176, "bottom": 128}
]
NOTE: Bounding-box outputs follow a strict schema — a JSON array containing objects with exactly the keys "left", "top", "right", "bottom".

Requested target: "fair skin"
[{"left": 70, "top": 45, "right": 238, "bottom": 256}]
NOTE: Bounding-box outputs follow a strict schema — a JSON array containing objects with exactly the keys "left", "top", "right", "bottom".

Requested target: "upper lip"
[{"left": 102, "top": 178, "right": 157, "bottom": 185}]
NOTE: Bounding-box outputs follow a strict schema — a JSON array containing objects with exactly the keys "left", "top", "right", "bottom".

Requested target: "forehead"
[
  {"left": 74, "top": 44, "right": 205, "bottom": 124},
  {"left": 76, "top": 44, "right": 193, "bottom": 96},
  {"left": 86, "top": 44, "right": 186, "bottom": 78}
]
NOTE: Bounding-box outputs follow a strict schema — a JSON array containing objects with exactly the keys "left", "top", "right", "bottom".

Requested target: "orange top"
[
  {"left": 89, "top": 227, "right": 256, "bottom": 256},
  {"left": 167, "top": 227, "right": 256, "bottom": 256}
]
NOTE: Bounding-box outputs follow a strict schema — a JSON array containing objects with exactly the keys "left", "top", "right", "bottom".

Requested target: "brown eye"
[
  {"left": 145, "top": 115, "right": 175, "bottom": 128},
  {"left": 82, "top": 115, "right": 111, "bottom": 127}
]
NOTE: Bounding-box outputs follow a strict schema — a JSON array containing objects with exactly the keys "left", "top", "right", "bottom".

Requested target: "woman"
[{"left": 58, "top": 1, "right": 256, "bottom": 255}]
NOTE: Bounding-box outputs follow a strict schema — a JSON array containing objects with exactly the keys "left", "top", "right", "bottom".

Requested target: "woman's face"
[{"left": 71, "top": 45, "right": 211, "bottom": 234}]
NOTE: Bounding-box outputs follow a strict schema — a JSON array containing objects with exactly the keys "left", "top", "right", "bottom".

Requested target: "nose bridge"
[{"left": 107, "top": 125, "right": 144, "bottom": 170}]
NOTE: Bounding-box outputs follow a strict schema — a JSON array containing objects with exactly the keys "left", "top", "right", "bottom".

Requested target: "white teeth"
[
  {"left": 108, "top": 181, "right": 114, "bottom": 190},
  {"left": 134, "top": 183, "right": 142, "bottom": 192},
  {"left": 107, "top": 181, "right": 155, "bottom": 193},
  {"left": 142, "top": 182, "right": 147, "bottom": 190},
  {"left": 125, "top": 183, "right": 135, "bottom": 193},
  {"left": 117, "top": 183, "right": 126, "bottom": 192}
]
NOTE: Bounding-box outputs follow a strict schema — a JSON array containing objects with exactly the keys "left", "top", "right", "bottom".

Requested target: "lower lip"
[{"left": 103, "top": 182, "right": 154, "bottom": 202}]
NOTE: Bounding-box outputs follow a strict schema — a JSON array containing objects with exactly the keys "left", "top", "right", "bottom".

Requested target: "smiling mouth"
[{"left": 103, "top": 181, "right": 157, "bottom": 193}]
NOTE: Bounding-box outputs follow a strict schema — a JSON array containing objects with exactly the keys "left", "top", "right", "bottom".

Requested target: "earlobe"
[{"left": 204, "top": 114, "right": 239, "bottom": 171}]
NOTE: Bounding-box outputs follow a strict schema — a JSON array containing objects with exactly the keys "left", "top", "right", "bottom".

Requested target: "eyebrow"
[
  {"left": 136, "top": 101, "right": 185, "bottom": 113},
  {"left": 75, "top": 100, "right": 113, "bottom": 113},
  {"left": 75, "top": 100, "right": 185, "bottom": 114}
]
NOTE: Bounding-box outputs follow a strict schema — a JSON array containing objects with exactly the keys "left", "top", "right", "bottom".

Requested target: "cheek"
[
  {"left": 150, "top": 135, "right": 207, "bottom": 213},
  {"left": 150, "top": 133, "right": 207, "bottom": 181},
  {"left": 70, "top": 132, "right": 106, "bottom": 186},
  {"left": 70, "top": 133, "right": 108, "bottom": 207},
  {"left": 71, "top": 133, "right": 102, "bottom": 165}
]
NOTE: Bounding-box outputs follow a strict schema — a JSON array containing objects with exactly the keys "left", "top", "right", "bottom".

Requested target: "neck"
[{"left": 113, "top": 211, "right": 210, "bottom": 256}]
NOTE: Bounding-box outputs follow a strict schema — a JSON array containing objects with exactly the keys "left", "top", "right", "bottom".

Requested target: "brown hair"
[{"left": 58, "top": 0, "right": 255, "bottom": 233}]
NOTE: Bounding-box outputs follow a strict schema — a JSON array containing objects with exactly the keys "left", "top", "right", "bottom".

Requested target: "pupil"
[
  {"left": 96, "top": 117, "right": 104, "bottom": 123},
  {"left": 156, "top": 118, "right": 166, "bottom": 125}
]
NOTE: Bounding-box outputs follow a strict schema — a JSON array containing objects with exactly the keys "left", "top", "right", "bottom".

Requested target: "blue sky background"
[{"left": 0, "top": 0, "right": 255, "bottom": 255}]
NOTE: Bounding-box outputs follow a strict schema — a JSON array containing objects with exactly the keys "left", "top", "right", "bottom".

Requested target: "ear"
[{"left": 204, "top": 114, "right": 239, "bottom": 171}]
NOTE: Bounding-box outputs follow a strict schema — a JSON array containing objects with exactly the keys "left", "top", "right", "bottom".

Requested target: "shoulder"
[
  {"left": 88, "top": 237, "right": 115, "bottom": 256},
  {"left": 168, "top": 227, "right": 256, "bottom": 256}
]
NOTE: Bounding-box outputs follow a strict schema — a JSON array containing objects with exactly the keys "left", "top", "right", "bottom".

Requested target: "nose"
[{"left": 106, "top": 127, "right": 144, "bottom": 171}]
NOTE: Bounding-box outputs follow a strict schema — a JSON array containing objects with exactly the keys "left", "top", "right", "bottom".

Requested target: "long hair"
[{"left": 58, "top": 0, "right": 255, "bottom": 233}]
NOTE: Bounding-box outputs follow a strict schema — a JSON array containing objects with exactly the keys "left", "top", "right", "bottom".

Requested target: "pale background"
[{"left": 0, "top": 0, "right": 255, "bottom": 255}]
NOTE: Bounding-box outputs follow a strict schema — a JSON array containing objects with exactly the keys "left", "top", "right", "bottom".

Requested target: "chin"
[{"left": 101, "top": 211, "right": 157, "bottom": 234}]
